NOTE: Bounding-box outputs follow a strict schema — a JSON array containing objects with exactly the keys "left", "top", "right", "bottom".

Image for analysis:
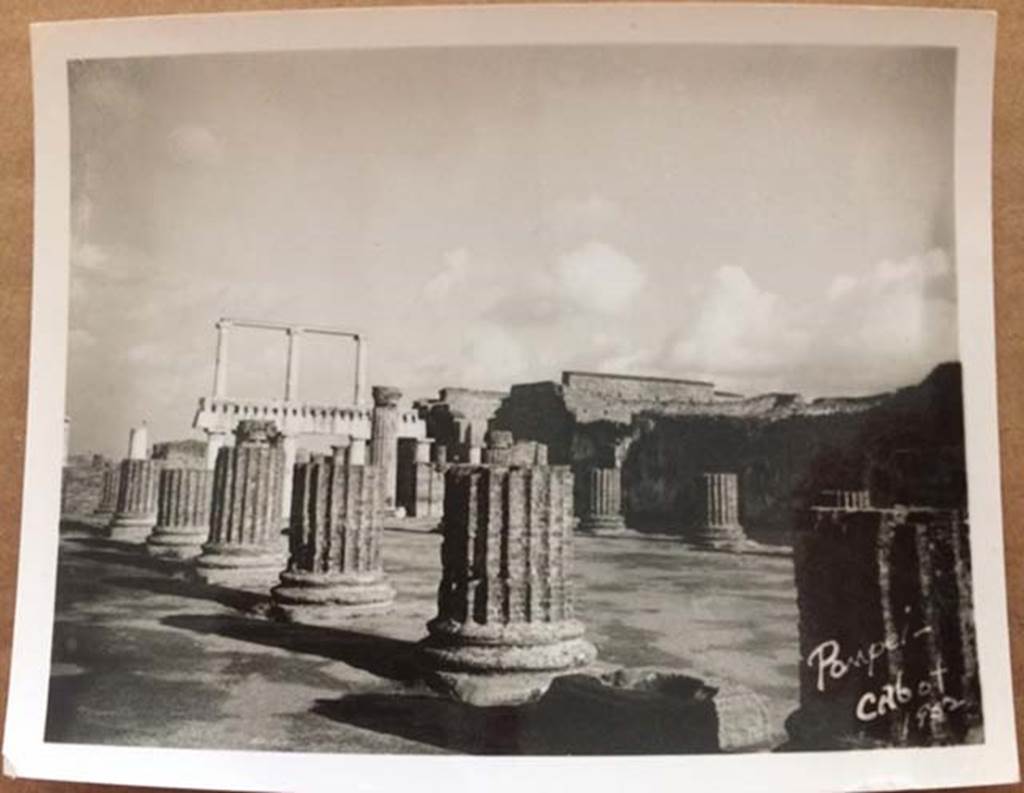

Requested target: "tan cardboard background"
[{"left": 0, "top": 1, "right": 1019, "bottom": 791}]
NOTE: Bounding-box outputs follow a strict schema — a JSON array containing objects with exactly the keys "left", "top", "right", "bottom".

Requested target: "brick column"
[
  {"left": 420, "top": 463, "right": 597, "bottom": 705},
  {"left": 578, "top": 466, "right": 627, "bottom": 535},
  {"left": 146, "top": 468, "right": 213, "bottom": 559},
  {"left": 107, "top": 458, "right": 162, "bottom": 541},
  {"left": 687, "top": 472, "right": 750, "bottom": 550},
  {"left": 271, "top": 439, "right": 394, "bottom": 622},
  {"left": 370, "top": 385, "right": 402, "bottom": 514},
  {"left": 193, "top": 420, "right": 287, "bottom": 587},
  {"left": 789, "top": 507, "right": 981, "bottom": 749},
  {"left": 93, "top": 463, "right": 122, "bottom": 516}
]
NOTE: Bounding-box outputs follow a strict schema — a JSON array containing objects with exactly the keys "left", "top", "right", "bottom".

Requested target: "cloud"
[
  {"left": 167, "top": 125, "right": 224, "bottom": 167},
  {"left": 670, "top": 265, "right": 808, "bottom": 375},
  {"left": 554, "top": 240, "right": 647, "bottom": 315},
  {"left": 664, "top": 248, "right": 958, "bottom": 395},
  {"left": 424, "top": 248, "right": 474, "bottom": 302}
]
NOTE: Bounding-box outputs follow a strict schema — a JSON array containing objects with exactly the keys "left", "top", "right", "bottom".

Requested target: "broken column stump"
[
  {"left": 93, "top": 463, "right": 121, "bottom": 517},
  {"left": 146, "top": 468, "right": 213, "bottom": 559},
  {"left": 420, "top": 463, "right": 597, "bottom": 706},
  {"left": 687, "top": 472, "right": 750, "bottom": 551},
  {"left": 193, "top": 420, "right": 287, "bottom": 587},
  {"left": 106, "top": 459, "right": 162, "bottom": 541},
  {"left": 578, "top": 466, "right": 627, "bottom": 535},
  {"left": 270, "top": 439, "right": 395, "bottom": 622},
  {"left": 787, "top": 507, "right": 981, "bottom": 749}
]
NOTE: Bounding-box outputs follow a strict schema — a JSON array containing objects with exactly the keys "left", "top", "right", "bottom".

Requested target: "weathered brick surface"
[
  {"left": 435, "top": 465, "right": 576, "bottom": 625},
  {"left": 60, "top": 456, "right": 111, "bottom": 515},
  {"left": 207, "top": 423, "right": 285, "bottom": 547},
  {"left": 287, "top": 448, "right": 383, "bottom": 576},
  {"left": 790, "top": 507, "right": 980, "bottom": 748}
]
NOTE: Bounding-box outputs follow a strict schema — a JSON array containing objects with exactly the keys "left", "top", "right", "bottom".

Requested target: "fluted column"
[
  {"left": 94, "top": 463, "right": 122, "bottom": 516},
  {"left": 790, "top": 507, "right": 980, "bottom": 748},
  {"left": 271, "top": 439, "right": 394, "bottom": 622},
  {"left": 579, "top": 466, "right": 627, "bottom": 535},
  {"left": 213, "top": 319, "right": 230, "bottom": 398},
  {"left": 687, "top": 472, "right": 750, "bottom": 550},
  {"left": 107, "top": 458, "right": 162, "bottom": 541},
  {"left": 370, "top": 385, "right": 401, "bottom": 514},
  {"left": 193, "top": 419, "right": 287, "bottom": 587},
  {"left": 819, "top": 489, "right": 871, "bottom": 509},
  {"left": 420, "top": 463, "right": 597, "bottom": 706},
  {"left": 146, "top": 468, "right": 213, "bottom": 559}
]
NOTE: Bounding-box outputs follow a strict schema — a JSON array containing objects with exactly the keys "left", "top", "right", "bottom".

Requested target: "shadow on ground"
[
  {"left": 314, "top": 672, "right": 720, "bottom": 755},
  {"left": 162, "top": 613, "right": 421, "bottom": 682}
]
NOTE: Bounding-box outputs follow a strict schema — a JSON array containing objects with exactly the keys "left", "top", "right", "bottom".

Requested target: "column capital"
[{"left": 372, "top": 385, "right": 402, "bottom": 408}]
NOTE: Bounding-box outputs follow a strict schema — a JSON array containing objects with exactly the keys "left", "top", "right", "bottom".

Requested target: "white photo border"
[{"left": 7, "top": 4, "right": 1015, "bottom": 792}]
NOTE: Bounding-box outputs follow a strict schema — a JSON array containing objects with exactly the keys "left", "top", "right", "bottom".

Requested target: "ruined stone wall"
[
  {"left": 610, "top": 365, "right": 966, "bottom": 542},
  {"left": 60, "top": 455, "right": 111, "bottom": 515},
  {"left": 562, "top": 371, "right": 716, "bottom": 403},
  {"left": 491, "top": 382, "right": 576, "bottom": 464}
]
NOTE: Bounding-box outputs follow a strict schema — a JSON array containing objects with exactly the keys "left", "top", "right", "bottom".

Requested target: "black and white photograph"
[{"left": 4, "top": 4, "right": 1017, "bottom": 792}]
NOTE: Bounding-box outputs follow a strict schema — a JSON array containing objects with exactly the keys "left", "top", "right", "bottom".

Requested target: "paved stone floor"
[{"left": 46, "top": 520, "right": 799, "bottom": 754}]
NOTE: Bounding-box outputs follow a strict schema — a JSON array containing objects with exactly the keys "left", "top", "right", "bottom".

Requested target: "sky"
[{"left": 67, "top": 44, "right": 957, "bottom": 457}]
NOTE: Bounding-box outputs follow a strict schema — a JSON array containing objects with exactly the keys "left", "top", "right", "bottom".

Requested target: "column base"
[
  {"left": 145, "top": 526, "right": 208, "bottom": 560},
  {"left": 270, "top": 571, "right": 395, "bottom": 623},
  {"left": 419, "top": 619, "right": 598, "bottom": 706},
  {"left": 192, "top": 543, "right": 286, "bottom": 588},
  {"left": 105, "top": 514, "right": 157, "bottom": 543},
  {"left": 578, "top": 514, "right": 628, "bottom": 536},
  {"left": 687, "top": 524, "right": 753, "bottom": 552}
]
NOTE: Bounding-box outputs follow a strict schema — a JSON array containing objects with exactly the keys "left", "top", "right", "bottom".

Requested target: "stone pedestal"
[
  {"left": 788, "top": 507, "right": 980, "bottom": 749},
  {"left": 146, "top": 468, "right": 213, "bottom": 559},
  {"left": 107, "top": 458, "right": 162, "bottom": 541},
  {"left": 688, "top": 472, "right": 749, "bottom": 550},
  {"left": 420, "top": 464, "right": 597, "bottom": 706},
  {"left": 194, "top": 420, "right": 287, "bottom": 587},
  {"left": 579, "top": 467, "right": 627, "bottom": 535},
  {"left": 370, "top": 386, "right": 402, "bottom": 513},
  {"left": 93, "top": 464, "right": 122, "bottom": 516},
  {"left": 271, "top": 439, "right": 394, "bottom": 622}
]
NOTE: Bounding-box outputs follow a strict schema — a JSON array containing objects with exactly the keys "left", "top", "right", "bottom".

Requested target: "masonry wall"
[
  {"left": 61, "top": 455, "right": 111, "bottom": 515},
  {"left": 495, "top": 365, "right": 965, "bottom": 544}
]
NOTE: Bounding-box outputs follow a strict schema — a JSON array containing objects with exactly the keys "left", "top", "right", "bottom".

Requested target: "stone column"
[
  {"left": 404, "top": 438, "right": 445, "bottom": 519},
  {"left": 213, "top": 319, "right": 230, "bottom": 398},
  {"left": 789, "top": 507, "right": 981, "bottom": 748},
  {"left": 204, "top": 432, "right": 228, "bottom": 470},
  {"left": 354, "top": 335, "right": 368, "bottom": 407},
  {"left": 146, "top": 468, "right": 213, "bottom": 559},
  {"left": 194, "top": 419, "right": 287, "bottom": 587},
  {"left": 127, "top": 424, "right": 148, "bottom": 460},
  {"left": 284, "top": 326, "right": 302, "bottom": 402},
  {"left": 370, "top": 385, "right": 402, "bottom": 513},
  {"left": 579, "top": 466, "right": 627, "bottom": 535},
  {"left": 107, "top": 458, "right": 162, "bottom": 542},
  {"left": 432, "top": 444, "right": 448, "bottom": 466},
  {"left": 271, "top": 439, "right": 394, "bottom": 622},
  {"left": 819, "top": 489, "right": 871, "bottom": 509},
  {"left": 93, "top": 463, "right": 122, "bottom": 516},
  {"left": 467, "top": 446, "right": 482, "bottom": 464},
  {"left": 280, "top": 434, "right": 298, "bottom": 524},
  {"left": 482, "top": 430, "right": 514, "bottom": 465},
  {"left": 420, "top": 463, "right": 597, "bottom": 706},
  {"left": 62, "top": 417, "right": 70, "bottom": 466},
  {"left": 688, "top": 472, "right": 750, "bottom": 550}
]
